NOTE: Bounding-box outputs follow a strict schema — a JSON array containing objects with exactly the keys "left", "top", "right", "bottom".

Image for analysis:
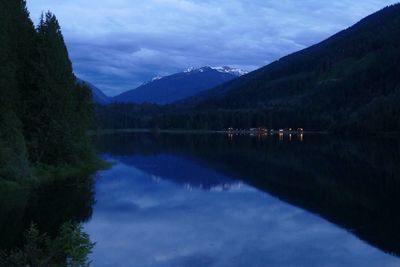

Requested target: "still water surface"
[{"left": 85, "top": 133, "right": 400, "bottom": 267}]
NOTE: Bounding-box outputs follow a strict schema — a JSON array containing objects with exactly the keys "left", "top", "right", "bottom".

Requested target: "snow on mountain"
[
  {"left": 183, "top": 66, "right": 247, "bottom": 76},
  {"left": 184, "top": 67, "right": 196, "bottom": 73},
  {"left": 211, "top": 66, "right": 248, "bottom": 76},
  {"left": 141, "top": 75, "right": 164, "bottom": 86},
  {"left": 152, "top": 75, "right": 163, "bottom": 82}
]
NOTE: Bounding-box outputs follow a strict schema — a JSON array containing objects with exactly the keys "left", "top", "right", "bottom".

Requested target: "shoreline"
[
  {"left": 89, "top": 128, "right": 328, "bottom": 135},
  {"left": 89, "top": 129, "right": 400, "bottom": 137}
]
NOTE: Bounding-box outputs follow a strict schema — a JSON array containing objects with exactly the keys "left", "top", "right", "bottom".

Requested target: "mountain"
[
  {"left": 171, "top": 4, "right": 400, "bottom": 132},
  {"left": 77, "top": 79, "right": 110, "bottom": 104},
  {"left": 112, "top": 66, "right": 247, "bottom": 105}
]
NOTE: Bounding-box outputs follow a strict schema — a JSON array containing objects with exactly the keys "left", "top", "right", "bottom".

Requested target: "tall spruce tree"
[{"left": 32, "top": 12, "right": 93, "bottom": 165}]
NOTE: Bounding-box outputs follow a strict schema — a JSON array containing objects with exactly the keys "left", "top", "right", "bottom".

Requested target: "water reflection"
[
  {"left": 90, "top": 132, "right": 400, "bottom": 266},
  {"left": 114, "top": 154, "right": 239, "bottom": 191},
  {"left": 0, "top": 175, "right": 95, "bottom": 251}
]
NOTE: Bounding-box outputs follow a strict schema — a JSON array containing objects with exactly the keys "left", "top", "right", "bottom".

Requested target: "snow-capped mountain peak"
[
  {"left": 211, "top": 66, "right": 248, "bottom": 76},
  {"left": 183, "top": 66, "right": 247, "bottom": 76},
  {"left": 152, "top": 75, "right": 163, "bottom": 82},
  {"left": 141, "top": 75, "right": 164, "bottom": 86},
  {"left": 141, "top": 66, "right": 247, "bottom": 87},
  {"left": 184, "top": 67, "right": 196, "bottom": 73},
  {"left": 114, "top": 66, "right": 248, "bottom": 104}
]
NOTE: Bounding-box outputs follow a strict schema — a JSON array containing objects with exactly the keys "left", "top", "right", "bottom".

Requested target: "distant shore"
[{"left": 89, "top": 128, "right": 328, "bottom": 136}]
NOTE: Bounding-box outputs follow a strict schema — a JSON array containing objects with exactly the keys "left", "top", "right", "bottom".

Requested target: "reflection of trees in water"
[
  {"left": 94, "top": 132, "right": 400, "bottom": 256},
  {"left": 0, "top": 222, "right": 94, "bottom": 267},
  {"left": 0, "top": 175, "right": 95, "bottom": 251}
]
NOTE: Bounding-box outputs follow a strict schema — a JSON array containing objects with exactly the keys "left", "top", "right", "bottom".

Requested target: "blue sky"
[{"left": 27, "top": 0, "right": 399, "bottom": 96}]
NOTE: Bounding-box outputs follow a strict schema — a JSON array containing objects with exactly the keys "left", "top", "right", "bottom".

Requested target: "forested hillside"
[
  {"left": 0, "top": 0, "right": 95, "bottom": 181},
  {"left": 95, "top": 4, "right": 400, "bottom": 133},
  {"left": 174, "top": 3, "right": 400, "bottom": 132}
]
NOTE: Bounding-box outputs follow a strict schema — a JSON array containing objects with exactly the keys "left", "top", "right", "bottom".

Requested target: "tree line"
[{"left": 0, "top": 0, "right": 95, "bottom": 181}]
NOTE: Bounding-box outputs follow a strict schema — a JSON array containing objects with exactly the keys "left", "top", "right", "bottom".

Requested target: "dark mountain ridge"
[{"left": 76, "top": 78, "right": 110, "bottom": 104}]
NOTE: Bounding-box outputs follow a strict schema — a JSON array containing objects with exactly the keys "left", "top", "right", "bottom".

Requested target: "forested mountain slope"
[{"left": 170, "top": 4, "right": 400, "bottom": 132}]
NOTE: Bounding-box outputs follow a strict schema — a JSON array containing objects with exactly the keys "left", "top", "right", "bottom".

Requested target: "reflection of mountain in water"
[
  {"left": 93, "top": 132, "right": 400, "bottom": 256},
  {"left": 115, "top": 154, "right": 239, "bottom": 191}
]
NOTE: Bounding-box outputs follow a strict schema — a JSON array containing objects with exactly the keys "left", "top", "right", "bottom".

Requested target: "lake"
[
  {"left": 87, "top": 132, "right": 400, "bottom": 266},
  {"left": 1, "top": 132, "right": 400, "bottom": 266}
]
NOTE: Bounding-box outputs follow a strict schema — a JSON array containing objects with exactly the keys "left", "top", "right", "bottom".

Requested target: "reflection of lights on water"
[
  {"left": 257, "top": 133, "right": 267, "bottom": 140},
  {"left": 227, "top": 130, "right": 304, "bottom": 142}
]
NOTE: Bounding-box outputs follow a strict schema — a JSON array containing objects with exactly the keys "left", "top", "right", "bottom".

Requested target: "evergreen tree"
[{"left": 30, "top": 12, "right": 92, "bottom": 165}]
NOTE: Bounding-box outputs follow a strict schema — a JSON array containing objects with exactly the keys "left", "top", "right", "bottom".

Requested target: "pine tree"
[{"left": 32, "top": 12, "right": 92, "bottom": 165}]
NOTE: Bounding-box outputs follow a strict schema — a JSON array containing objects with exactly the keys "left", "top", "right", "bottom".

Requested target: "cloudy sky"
[{"left": 27, "top": 0, "right": 399, "bottom": 96}]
